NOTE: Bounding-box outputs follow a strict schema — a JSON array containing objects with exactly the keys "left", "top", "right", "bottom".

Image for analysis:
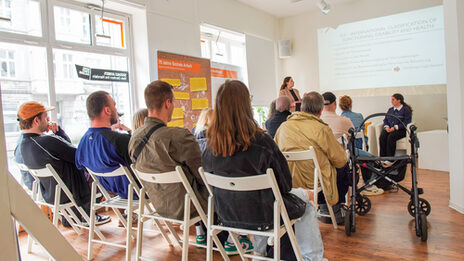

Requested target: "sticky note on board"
[
  {"left": 174, "top": 91, "right": 190, "bottom": 100},
  {"left": 192, "top": 98, "right": 209, "bottom": 110},
  {"left": 190, "top": 77, "right": 207, "bottom": 92},
  {"left": 172, "top": 108, "right": 183, "bottom": 119},
  {"left": 167, "top": 120, "right": 184, "bottom": 128},
  {"left": 161, "top": 78, "right": 181, "bottom": 86}
]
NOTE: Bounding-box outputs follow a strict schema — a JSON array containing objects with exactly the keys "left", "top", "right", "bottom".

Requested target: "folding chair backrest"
[
  {"left": 17, "top": 163, "right": 31, "bottom": 172},
  {"left": 199, "top": 168, "right": 282, "bottom": 202},
  {"left": 86, "top": 165, "right": 141, "bottom": 198},
  {"left": 131, "top": 164, "right": 208, "bottom": 222},
  {"left": 281, "top": 146, "right": 321, "bottom": 204},
  {"left": 29, "top": 164, "right": 79, "bottom": 206},
  {"left": 131, "top": 166, "right": 181, "bottom": 184},
  {"left": 28, "top": 166, "right": 54, "bottom": 178}
]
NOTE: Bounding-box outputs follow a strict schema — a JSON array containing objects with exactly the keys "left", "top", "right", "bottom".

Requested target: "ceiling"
[{"left": 235, "top": 0, "right": 354, "bottom": 18}]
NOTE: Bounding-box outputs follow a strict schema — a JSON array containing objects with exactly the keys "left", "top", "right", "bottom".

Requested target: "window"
[
  {"left": 54, "top": 6, "right": 91, "bottom": 45},
  {"left": 0, "top": 0, "right": 41, "bottom": 36},
  {"left": 95, "top": 16, "right": 126, "bottom": 49},
  {"left": 0, "top": 49, "right": 15, "bottom": 78},
  {"left": 62, "top": 53, "right": 74, "bottom": 79},
  {"left": 0, "top": 1, "right": 133, "bottom": 184},
  {"left": 0, "top": 0, "right": 12, "bottom": 19},
  {"left": 200, "top": 24, "right": 248, "bottom": 85}
]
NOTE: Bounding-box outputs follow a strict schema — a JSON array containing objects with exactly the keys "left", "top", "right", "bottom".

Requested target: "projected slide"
[{"left": 317, "top": 6, "right": 446, "bottom": 91}]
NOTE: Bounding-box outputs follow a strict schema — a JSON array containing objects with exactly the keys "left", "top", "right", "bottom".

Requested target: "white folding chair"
[
  {"left": 281, "top": 146, "right": 338, "bottom": 229},
  {"left": 131, "top": 164, "right": 229, "bottom": 261},
  {"left": 26, "top": 164, "right": 106, "bottom": 254},
  {"left": 198, "top": 167, "right": 303, "bottom": 261},
  {"left": 86, "top": 165, "right": 171, "bottom": 261}
]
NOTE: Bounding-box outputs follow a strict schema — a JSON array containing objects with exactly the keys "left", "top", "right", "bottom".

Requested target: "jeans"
[{"left": 253, "top": 188, "right": 324, "bottom": 261}]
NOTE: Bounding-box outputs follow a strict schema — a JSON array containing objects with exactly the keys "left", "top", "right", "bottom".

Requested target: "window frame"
[{"left": 0, "top": 0, "right": 135, "bottom": 122}]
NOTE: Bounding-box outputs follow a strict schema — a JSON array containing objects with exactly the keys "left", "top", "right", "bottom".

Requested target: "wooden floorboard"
[{"left": 17, "top": 168, "right": 464, "bottom": 260}]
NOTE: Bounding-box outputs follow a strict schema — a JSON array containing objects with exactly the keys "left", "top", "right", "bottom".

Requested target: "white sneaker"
[{"left": 361, "top": 185, "right": 384, "bottom": 196}]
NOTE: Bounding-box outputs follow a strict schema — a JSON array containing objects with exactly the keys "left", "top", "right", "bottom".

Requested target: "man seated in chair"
[
  {"left": 17, "top": 101, "right": 110, "bottom": 225},
  {"left": 275, "top": 92, "right": 349, "bottom": 224},
  {"left": 128, "top": 80, "right": 211, "bottom": 246},
  {"left": 75, "top": 91, "right": 135, "bottom": 198}
]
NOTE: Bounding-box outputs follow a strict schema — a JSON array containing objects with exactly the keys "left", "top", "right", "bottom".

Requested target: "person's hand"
[
  {"left": 48, "top": 122, "right": 59, "bottom": 133},
  {"left": 111, "top": 122, "right": 131, "bottom": 132},
  {"left": 386, "top": 127, "right": 395, "bottom": 133}
]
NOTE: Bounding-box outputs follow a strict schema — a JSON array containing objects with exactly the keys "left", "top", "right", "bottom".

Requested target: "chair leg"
[
  {"left": 206, "top": 198, "right": 214, "bottom": 261},
  {"left": 88, "top": 183, "right": 97, "bottom": 260},
  {"left": 166, "top": 221, "right": 182, "bottom": 247},
  {"left": 53, "top": 186, "right": 61, "bottom": 227},
  {"left": 136, "top": 191, "right": 146, "bottom": 261},
  {"left": 229, "top": 232, "right": 246, "bottom": 260},
  {"left": 326, "top": 202, "right": 338, "bottom": 229},
  {"left": 27, "top": 233, "right": 33, "bottom": 254},
  {"left": 125, "top": 185, "right": 133, "bottom": 261},
  {"left": 181, "top": 195, "right": 191, "bottom": 261}
]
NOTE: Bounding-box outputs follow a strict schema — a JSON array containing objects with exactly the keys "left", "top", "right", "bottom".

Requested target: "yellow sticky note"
[
  {"left": 190, "top": 77, "right": 207, "bottom": 92},
  {"left": 172, "top": 108, "right": 183, "bottom": 119},
  {"left": 174, "top": 91, "right": 190, "bottom": 100},
  {"left": 167, "top": 120, "right": 184, "bottom": 128},
  {"left": 192, "top": 98, "right": 209, "bottom": 110},
  {"left": 161, "top": 78, "right": 181, "bottom": 87}
]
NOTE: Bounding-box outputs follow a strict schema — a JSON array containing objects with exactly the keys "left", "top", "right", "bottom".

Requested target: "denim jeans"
[{"left": 253, "top": 188, "right": 324, "bottom": 261}]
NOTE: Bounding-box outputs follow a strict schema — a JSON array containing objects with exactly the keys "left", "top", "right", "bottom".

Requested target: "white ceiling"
[{"left": 235, "top": 0, "right": 354, "bottom": 18}]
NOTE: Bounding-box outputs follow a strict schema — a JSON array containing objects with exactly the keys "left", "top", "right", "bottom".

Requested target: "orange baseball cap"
[{"left": 17, "top": 102, "right": 55, "bottom": 120}]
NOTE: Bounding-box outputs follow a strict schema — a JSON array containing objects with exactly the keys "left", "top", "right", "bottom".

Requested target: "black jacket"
[
  {"left": 265, "top": 110, "right": 291, "bottom": 138},
  {"left": 202, "top": 132, "right": 305, "bottom": 230},
  {"left": 20, "top": 129, "right": 90, "bottom": 206}
]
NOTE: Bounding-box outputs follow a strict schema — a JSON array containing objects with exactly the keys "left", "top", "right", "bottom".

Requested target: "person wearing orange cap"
[{"left": 16, "top": 101, "right": 110, "bottom": 226}]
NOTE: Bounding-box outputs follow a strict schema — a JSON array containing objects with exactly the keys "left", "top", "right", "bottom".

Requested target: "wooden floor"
[{"left": 18, "top": 168, "right": 464, "bottom": 261}]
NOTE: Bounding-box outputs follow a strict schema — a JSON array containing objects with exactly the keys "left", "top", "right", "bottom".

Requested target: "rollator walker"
[{"left": 345, "top": 113, "right": 431, "bottom": 242}]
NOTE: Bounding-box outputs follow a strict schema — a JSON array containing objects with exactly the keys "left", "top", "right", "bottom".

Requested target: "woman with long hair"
[
  {"left": 279, "top": 76, "right": 302, "bottom": 112},
  {"left": 380, "top": 93, "right": 413, "bottom": 162},
  {"left": 203, "top": 80, "right": 324, "bottom": 260}
]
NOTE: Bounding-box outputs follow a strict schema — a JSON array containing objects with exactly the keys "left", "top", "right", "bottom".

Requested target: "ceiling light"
[{"left": 317, "top": 0, "right": 331, "bottom": 15}]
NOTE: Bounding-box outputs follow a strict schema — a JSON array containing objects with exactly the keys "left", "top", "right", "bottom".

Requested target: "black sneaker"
[
  {"left": 95, "top": 214, "right": 111, "bottom": 225},
  {"left": 81, "top": 214, "right": 111, "bottom": 226}
]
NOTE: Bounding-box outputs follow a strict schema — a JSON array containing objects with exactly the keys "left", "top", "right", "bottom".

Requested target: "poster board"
[
  {"left": 157, "top": 51, "right": 212, "bottom": 131},
  {"left": 211, "top": 62, "right": 243, "bottom": 105}
]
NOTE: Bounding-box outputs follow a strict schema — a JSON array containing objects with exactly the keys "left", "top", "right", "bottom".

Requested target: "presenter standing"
[
  {"left": 279, "top": 76, "right": 302, "bottom": 112},
  {"left": 379, "top": 93, "right": 412, "bottom": 163}
]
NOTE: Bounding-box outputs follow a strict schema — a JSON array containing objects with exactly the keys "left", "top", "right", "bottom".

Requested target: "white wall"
[
  {"left": 444, "top": 0, "right": 464, "bottom": 214},
  {"left": 144, "top": 0, "right": 279, "bottom": 107},
  {"left": 278, "top": 0, "right": 446, "bottom": 131}
]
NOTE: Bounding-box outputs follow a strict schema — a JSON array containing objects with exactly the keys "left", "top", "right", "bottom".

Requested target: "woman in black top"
[{"left": 279, "top": 76, "right": 302, "bottom": 112}]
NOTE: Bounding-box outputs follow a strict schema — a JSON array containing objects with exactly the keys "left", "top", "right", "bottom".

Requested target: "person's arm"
[
  {"left": 41, "top": 135, "right": 77, "bottom": 164},
  {"left": 322, "top": 126, "right": 347, "bottom": 168},
  {"left": 54, "top": 126, "right": 72, "bottom": 143},
  {"left": 294, "top": 88, "right": 302, "bottom": 102},
  {"left": 403, "top": 107, "right": 412, "bottom": 127},
  {"left": 114, "top": 133, "right": 132, "bottom": 166},
  {"left": 170, "top": 129, "right": 204, "bottom": 185}
]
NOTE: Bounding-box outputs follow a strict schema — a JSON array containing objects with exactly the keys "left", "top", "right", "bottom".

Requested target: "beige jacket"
[
  {"left": 274, "top": 112, "right": 347, "bottom": 205},
  {"left": 279, "top": 88, "right": 302, "bottom": 112},
  {"left": 128, "top": 117, "right": 208, "bottom": 219}
]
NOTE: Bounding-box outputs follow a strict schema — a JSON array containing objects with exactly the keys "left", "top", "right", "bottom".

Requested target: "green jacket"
[
  {"left": 128, "top": 117, "right": 208, "bottom": 219},
  {"left": 275, "top": 112, "right": 347, "bottom": 205}
]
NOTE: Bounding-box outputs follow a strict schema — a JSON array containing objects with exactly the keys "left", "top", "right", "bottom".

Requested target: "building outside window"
[{"left": 0, "top": 0, "right": 134, "bottom": 183}]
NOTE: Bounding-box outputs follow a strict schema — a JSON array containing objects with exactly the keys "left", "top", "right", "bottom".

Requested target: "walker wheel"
[
  {"left": 418, "top": 213, "right": 428, "bottom": 241},
  {"left": 355, "top": 195, "right": 371, "bottom": 216},
  {"left": 408, "top": 198, "right": 431, "bottom": 217}
]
